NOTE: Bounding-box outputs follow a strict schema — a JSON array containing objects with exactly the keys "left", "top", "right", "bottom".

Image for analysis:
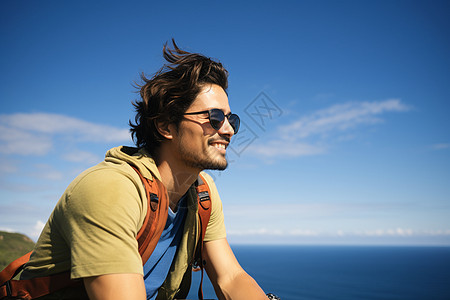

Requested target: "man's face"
[{"left": 172, "top": 84, "right": 235, "bottom": 172}]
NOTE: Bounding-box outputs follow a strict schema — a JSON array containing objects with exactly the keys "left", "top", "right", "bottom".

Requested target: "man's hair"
[{"left": 129, "top": 40, "right": 229, "bottom": 157}]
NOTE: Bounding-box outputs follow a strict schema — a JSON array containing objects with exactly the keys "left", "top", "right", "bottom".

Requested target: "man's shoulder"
[
  {"left": 59, "top": 158, "right": 148, "bottom": 225},
  {"left": 105, "top": 146, "right": 162, "bottom": 181},
  {"left": 66, "top": 162, "right": 136, "bottom": 194}
]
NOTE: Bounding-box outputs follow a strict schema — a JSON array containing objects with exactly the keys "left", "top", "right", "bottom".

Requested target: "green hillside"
[{"left": 0, "top": 231, "right": 35, "bottom": 270}]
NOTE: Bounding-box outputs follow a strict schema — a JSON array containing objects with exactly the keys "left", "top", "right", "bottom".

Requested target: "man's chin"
[
  {"left": 207, "top": 164, "right": 227, "bottom": 171},
  {"left": 204, "top": 158, "right": 228, "bottom": 171},
  {"left": 201, "top": 151, "right": 228, "bottom": 170},
  {"left": 185, "top": 157, "right": 228, "bottom": 172}
]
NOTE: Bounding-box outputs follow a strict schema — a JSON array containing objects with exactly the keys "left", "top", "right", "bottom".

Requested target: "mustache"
[{"left": 208, "top": 136, "right": 230, "bottom": 144}]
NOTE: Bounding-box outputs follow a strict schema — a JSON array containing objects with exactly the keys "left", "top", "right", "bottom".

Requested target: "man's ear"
[{"left": 156, "top": 120, "right": 175, "bottom": 140}]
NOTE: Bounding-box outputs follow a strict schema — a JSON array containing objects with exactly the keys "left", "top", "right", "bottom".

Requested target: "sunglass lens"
[
  {"left": 229, "top": 114, "right": 240, "bottom": 134},
  {"left": 208, "top": 109, "right": 240, "bottom": 134},
  {"left": 209, "top": 109, "right": 225, "bottom": 130}
]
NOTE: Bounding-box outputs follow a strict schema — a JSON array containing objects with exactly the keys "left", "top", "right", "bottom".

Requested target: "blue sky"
[{"left": 1, "top": 0, "right": 449, "bottom": 245}]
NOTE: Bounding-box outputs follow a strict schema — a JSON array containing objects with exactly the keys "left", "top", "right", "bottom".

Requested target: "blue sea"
[{"left": 187, "top": 245, "right": 450, "bottom": 300}]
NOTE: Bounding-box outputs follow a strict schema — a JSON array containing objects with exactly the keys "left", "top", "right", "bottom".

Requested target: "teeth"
[{"left": 212, "top": 143, "right": 226, "bottom": 150}]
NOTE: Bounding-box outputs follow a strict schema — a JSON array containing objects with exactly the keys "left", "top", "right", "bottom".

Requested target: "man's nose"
[{"left": 218, "top": 117, "right": 234, "bottom": 137}]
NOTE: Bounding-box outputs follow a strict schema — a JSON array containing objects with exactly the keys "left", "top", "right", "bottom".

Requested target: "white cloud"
[
  {"left": 224, "top": 202, "right": 371, "bottom": 219},
  {"left": 280, "top": 99, "right": 410, "bottom": 139},
  {"left": 0, "top": 159, "right": 18, "bottom": 174},
  {"left": 0, "top": 124, "right": 52, "bottom": 155},
  {"left": 422, "top": 229, "right": 450, "bottom": 236},
  {"left": 247, "top": 99, "right": 410, "bottom": 158},
  {"left": 248, "top": 141, "right": 326, "bottom": 157},
  {"left": 62, "top": 150, "right": 102, "bottom": 164},
  {"left": 30, "top": 220, "right": 46, "bottom": 240},
  {"left": 227, "top": 228, "right": 320, "bottom": 237},
  {"left": 0, "top": 227, "right": 15, "bottom": 232},
  {"left": 431, "top": 143, "right": 450, "bottom": 150},
  {"left": 31, "top": 164, "right": 64, "bottom": 181},
  {"left": 228, "top": 228, "right": 286, "bottom": 236},
  {"left": 355, "top": 228, "right": 414, "bottom": 237},
  {"left": 227, "top": 227, "right": 450, "bottom": 238},
  {"left": 0, "top": 113, "right": 130, "bottom": 155},
  {"left": 336, "top": 230, "right": 345, "bottom": 236},
  {"left": 288, "top": 229, "right": 320, "bottom": 236},
  {"left": 224, "top": 203, "right": 450, "bottom": 241}
]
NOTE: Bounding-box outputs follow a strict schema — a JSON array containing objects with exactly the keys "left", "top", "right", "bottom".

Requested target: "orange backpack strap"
[
  {"left": 196, "top": 173, "right": 212, "bottom": 248},
  {"left": 131, "top": 166, "right": 169, "bottom": 265},
  {"left": 0, "top": 252, "right": 31, "bottom": 285},
  {"left": 0, "top": 165, "right": 169, "bottom": 300},
  {"left": 0, "top": 250, "right": 78, "bottom": 300},
  {"left": 195, "top": 173, "right": 212, "bottom": 300},
  {"left": 0, "top": 271, "right": 77, "bottom": 300}
]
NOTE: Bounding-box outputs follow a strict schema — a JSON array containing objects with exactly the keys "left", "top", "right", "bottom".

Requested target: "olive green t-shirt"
[{"left": 21, "top": 146, "right": 226, "bottom": 280}]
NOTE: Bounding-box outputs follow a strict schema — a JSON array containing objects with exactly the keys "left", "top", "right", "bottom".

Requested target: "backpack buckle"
[{"left": 5, "top": 280, "right": 12, "bottom": 297}]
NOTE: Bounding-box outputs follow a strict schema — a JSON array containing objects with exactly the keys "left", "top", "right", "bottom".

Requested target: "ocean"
[{"left": 187, "top": 245, "right": 450, "bottom": 300}]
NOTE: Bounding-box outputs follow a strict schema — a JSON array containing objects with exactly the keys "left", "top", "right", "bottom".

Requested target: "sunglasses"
[{"left": 184, "top": 108, "right": 240, "bottom": 134}]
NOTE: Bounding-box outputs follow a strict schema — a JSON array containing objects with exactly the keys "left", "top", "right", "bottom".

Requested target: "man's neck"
[{"left": 155, "top": 154, "right": 199, "bottom": 212}]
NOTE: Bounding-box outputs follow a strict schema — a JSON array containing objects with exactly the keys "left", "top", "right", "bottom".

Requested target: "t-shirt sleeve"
[
  {"left": 55, "top": 168, "right": 147, "bottom": 279},
  {"left": 200, "top": 172, "right": 227, "bottom": 242}
]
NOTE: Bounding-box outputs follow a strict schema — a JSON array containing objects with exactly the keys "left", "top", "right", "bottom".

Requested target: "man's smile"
[{"left": 210, "top": 141, "right": 228, "bottom": 153}]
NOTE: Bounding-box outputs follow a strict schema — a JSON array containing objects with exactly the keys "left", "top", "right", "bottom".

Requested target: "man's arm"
[
  {"left": 203, "top": 238, "right": 267, "bottom": 300},
  {"left": 83, "top": 273, "right": 146, "bottom": 300}
]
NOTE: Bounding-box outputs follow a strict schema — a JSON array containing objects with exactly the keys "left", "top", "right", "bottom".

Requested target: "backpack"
[{"left": 0, "top": 165, "right": 212, "bottom": 300}]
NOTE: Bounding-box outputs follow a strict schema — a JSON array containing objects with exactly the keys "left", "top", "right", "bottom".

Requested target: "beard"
[{"left": 177, "top": 136, "right": 229, "bottom": 171}]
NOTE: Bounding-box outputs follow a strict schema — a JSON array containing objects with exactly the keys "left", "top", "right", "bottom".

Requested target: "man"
[{"left": 20, "top": 41, "right": 268, "bottom": 300}]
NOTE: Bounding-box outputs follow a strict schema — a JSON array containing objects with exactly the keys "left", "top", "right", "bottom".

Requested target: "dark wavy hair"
[{"left": 129, "top": 40, "right": 229, "bottom": 157}]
